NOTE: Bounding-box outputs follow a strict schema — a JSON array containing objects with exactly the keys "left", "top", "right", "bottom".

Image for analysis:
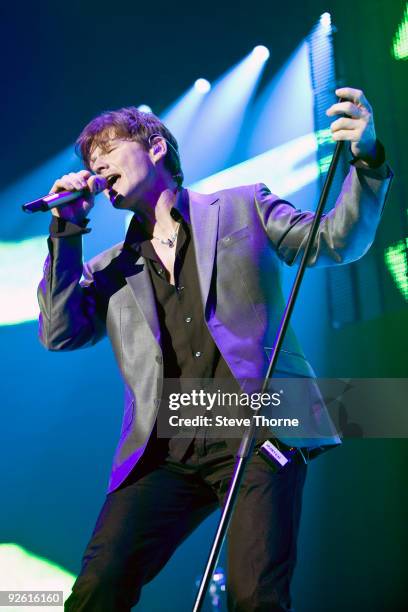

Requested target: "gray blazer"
[{"left": 38, "top": 162, "right": 392, "bottom": 492}]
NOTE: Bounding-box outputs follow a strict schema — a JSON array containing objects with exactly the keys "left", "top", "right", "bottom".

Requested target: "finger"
[
  {"left": 88, "top": 175, "right": 107, "bottom": 194},
  {"left": 330, "top": 117, "right": 361, "bottom": 132},
  {"left": 335, "top": 87, "right": 372, "bottom": 110},
  {"left": 331, "top": 129, "right": 361, "bottom": 142},
  {"left": 326, "top": 101, "right": 363, "bottom": 118},
  {"left": 335, "top": 87, "right": 363, "bottom": 104},
  {"left": 50, "top": 170, "right": 93, "bottom": 194},
  {"left": 66, "top": 173, "right": 88, "bottom": 191},
  {"left": 49, "top": 181, "right": 61, "bottom": 194},
  {"left": 49, "top": 178, "right": 77, "bottom": 193},
  {"left": 76, "top": 170, "right": 92, "bottom": 189}
]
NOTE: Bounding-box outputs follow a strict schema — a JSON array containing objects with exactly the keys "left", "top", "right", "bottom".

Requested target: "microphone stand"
[{"left": 193, "top": 138, "right": 345, "bottom": 611}]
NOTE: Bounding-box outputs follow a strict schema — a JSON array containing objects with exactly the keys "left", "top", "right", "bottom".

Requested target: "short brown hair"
[{"left": 76, "top": 107, "right": 184, "bottom": 186}]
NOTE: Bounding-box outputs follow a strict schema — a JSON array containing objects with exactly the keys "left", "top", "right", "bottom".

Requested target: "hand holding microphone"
[{"left": 22, "top": 170, "right": 107, "bottom": 223}]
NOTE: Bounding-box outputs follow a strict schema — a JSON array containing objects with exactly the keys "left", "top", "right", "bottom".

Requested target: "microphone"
[{"left": 21, "top": 177, "right": 108, "bottom": 214}]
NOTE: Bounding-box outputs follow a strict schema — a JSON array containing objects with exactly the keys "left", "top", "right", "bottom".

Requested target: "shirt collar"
[{"left": 124, "top": 187, "right": 190, "bottom": 253}]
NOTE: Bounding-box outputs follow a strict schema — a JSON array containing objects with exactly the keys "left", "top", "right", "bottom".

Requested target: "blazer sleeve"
[
  {"left": 254, "top": 161, "right": 393, "bottom": 267},
  {"left": 37, "top": 227, "right": 107, "bottom": 351}
]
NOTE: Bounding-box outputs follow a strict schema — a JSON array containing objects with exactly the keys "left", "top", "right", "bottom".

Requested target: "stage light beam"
[
  {"left": 320, "top": 12, "right": 331, "bottom": 29},
  {"left": 160, "top": 83, "right": 210, "bottom": 146},
  {"left": 137, "top": 104, "right": 153, "bottom": 113},
  {"left": 246, "top": 42, "right": 315, "bottom": 159},
  {"left": 251, "top": 45, "right": 270, "bottom": 62},
  {"left": 190, "top": 131, "right": 322, "bottom": 199},
  {"left": 194, "top": 78, "right": 211, "bottom": 94},
  {"left": 181, "top": 48, "right": 270, "bottom": 182}
]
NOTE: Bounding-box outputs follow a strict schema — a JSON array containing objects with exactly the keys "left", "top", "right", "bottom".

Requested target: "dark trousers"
[{"left": 64, "top": 438, "right": 307, "bottom": 612}]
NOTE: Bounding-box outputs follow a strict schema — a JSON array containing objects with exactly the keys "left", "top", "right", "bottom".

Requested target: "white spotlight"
[
  {"left": 320, "top": 12, "right": 331, "bottom": 29},
  {"left": 194, "top": 78, "right": 211, "bottom": 94},
  {"left": 251, "top": 45, "right": 270, "bottom": 62},
  {"left": 137, "top": 104, "right": 152, "bottom": 113}
]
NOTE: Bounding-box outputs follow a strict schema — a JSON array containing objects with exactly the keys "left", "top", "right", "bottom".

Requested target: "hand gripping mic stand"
[{"left": 193, "top": 137, "right": 345, "bottom": 611}]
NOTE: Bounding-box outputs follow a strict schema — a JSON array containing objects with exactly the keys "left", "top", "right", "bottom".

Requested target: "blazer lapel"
[
  {"left": 186, "top": 189, "right": 220, "bottom": 311},
  {"left": 118, "top": 249, "right": 161, "bottom": 346},
  {"left": 117, "top": 188, "right": 219, "bottom": 341}
]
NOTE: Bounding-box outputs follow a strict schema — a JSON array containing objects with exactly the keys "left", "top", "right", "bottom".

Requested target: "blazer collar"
[
  {"left": 186, "top": 188, "right": 220, "bottom": 310},
  {"left": 121, "top": 187, "right": 220, "bottom": 329}
]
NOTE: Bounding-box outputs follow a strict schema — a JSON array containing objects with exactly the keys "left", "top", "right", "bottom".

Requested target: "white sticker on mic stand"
[{"left": 261, "top": 440, "right": 289, "bottom": 467}]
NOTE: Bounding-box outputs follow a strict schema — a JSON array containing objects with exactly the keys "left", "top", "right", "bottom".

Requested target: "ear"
[{"left": 149, "top": 136, "right": 167, "bottom": 164}]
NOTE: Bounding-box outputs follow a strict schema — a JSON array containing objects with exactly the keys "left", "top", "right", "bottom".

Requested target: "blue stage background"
[{"left": 1, "top": 1, "right": 407, "bottom": 610}]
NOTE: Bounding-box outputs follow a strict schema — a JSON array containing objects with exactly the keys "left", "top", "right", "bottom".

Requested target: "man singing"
[{"left": 38, "top": 87, "right": 392, "bottom": 611}]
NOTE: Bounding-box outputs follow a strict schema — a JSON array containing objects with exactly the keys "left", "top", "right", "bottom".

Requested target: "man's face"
[{"left": 89, "top": 135, "right": 156, "bottom": 210}]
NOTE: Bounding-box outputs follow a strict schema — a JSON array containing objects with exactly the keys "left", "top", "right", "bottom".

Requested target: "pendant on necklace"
[
  {"left": 159, "top": 231, "right": 178, "bottom": 247},
  {"left": 163, "top": 238, "right": 175, "bottom": 248},
  {"left": 154, "top": 225, "right": 180, "bottom": 248}
]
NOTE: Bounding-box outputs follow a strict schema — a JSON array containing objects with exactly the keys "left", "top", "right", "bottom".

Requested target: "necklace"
[{"left": 152, "top": 223, "right": 180, "bottom": 248}]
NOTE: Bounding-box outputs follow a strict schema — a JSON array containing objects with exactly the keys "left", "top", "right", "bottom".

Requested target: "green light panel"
[
  {"left": 318, "top": 154, "right": 333, "bottom": 174},
  {"left": 392, "top": 3, "right": 408, "bottom": 60},
  {"left": 384, "top": 238, "right": 408, "bottom": 301},
  {"left": 315, "top": 128, "right": 332, "bottom": 147},
  {"left": 0, "top": 543, "right": 75, "bottom": 610}
]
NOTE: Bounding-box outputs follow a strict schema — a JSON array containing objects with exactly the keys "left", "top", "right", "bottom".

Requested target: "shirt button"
[
  {"left": 225, "top": 236, "right": 231, "bottom": 243},
  {"left": 155, "top": 355, "right": 163, "bottom": 364},
  {"left": 185, "top": 316, "right": 192, "bottom": 323},
  {"left": 195, "top": 351, "right": 202, "bottom": 358}
]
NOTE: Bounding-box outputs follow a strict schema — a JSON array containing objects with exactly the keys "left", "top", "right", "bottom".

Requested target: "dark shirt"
[
  {"left": 126, "top": 204, "right": 236, "bottom": 460},
  {"left": 140, "top": 218, "right": 221, "bottom": 379}
]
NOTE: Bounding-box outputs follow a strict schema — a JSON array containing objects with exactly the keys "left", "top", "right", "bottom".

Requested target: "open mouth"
[
  {"left": 104, "top": 174, "right": 125, "bottom": 207},
  {"left": 106, "top": 174, "right": 121, "bottom": 190}
]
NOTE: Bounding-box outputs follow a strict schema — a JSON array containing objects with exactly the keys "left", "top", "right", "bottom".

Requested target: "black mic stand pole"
[{"left": 193, "top": 138, "right": 345, "bottom": 612}]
